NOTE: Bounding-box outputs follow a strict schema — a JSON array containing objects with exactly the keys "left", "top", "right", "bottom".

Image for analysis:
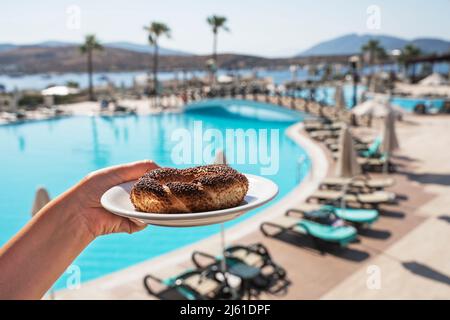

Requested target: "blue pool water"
[
  {"left": 0, "top": 99, "right": 310, "bottom": 289},
  {"left": 389, "top": 96, "right": 445, "bottom": 112},
  {"left": 297, "top": 85, "right": 447, "bottom": 112}
]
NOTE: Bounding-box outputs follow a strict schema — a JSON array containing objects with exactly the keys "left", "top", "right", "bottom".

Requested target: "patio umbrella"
[
  {"left": 335, "top": 125, "right": 361, "bottom": 212},
  {"left": 30, "top": 186, "right": 55, "bottom": 299},
  {"left": 419, "top": 73, "right": 449, "bottom": 86},
  {"left": 214, "top": 150, "right": 228, "bottom": 274},
  {"left": 41, "top": 86, "right": 79, "bottom": 96},
  {"left": 380, "top": 110, "right": 399, "bottom": 172},
  {"left": 352, "top": 98, "right": 404, "bottom": 118},
  {"left": 217, "top": 75, "right": 234, "bottom": 84},
  {"left": 334, "top": 85, "right": 346, "bottom": 111},
  {"left": 214, "top": 149, "right": 227, "bottom": 166},
  {"left": 335, "top": 125, "right": 361, "bottom": 178},
  {"left": 31, "top": 187, "right": 51, "bottom": 216}
]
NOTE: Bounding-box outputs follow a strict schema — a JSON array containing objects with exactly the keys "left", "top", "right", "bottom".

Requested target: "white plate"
[{"left": 101, "top": 174, "right": 278, "bottom": 227}]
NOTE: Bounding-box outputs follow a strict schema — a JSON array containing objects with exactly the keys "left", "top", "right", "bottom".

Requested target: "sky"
[{"left": 1, "top": 0, "right": 450, "bottom": 57}]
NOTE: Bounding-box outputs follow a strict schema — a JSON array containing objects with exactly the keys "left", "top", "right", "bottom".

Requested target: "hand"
[
  {"left": 0, "top": 160, "right": 160, "bottom": 299},
  {"left": 48, "top": 160, "right": 159, "bottom": 238}
]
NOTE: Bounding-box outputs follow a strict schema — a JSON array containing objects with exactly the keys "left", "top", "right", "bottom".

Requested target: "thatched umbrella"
[
  {"left": 352, "top": 99, "right": 405, "bottom": 118},
  {"left": 380, "top": 110, "right": 399, "bottom": 172},
  {"left": 335, "top": 125, "right": 361, "bottom": 178},
  {"left": 31, "top": 187, "right": 55, "bottom": 299},
  {"left": 31, "top": 187, "right": 51, "bottom": 216},
  {"left": 335, "top": 125, "right": 361, "bottom": 210},
  {"left": 214, "top": 150, "right": 228, "bottom": 274}
]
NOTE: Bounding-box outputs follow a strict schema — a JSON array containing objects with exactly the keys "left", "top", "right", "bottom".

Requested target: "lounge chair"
[
  {"left": 325, "top": 136, "right": 371, "bottom": 152},
  {"left": 260, "top": 212, "right": 358, "bottom": 252},
  {"left": 304, "top": 120, "right": 329, "bottom": 131},
  {"left": 191, "top": 243, "right": 288, "bottom": 298},
  {"left": 288, "top": 203, "right": 379, "bottom": 228},
  {"left": 320, "top": 176, "right": 395, "bottom": 191},
  {"left": 359, "top": 136, "right": 382, "bottom": 158},
  {"left": 309, "top": 129, "right": 340, "bottom": 141},
  {"left": 304, "top": 121, "right": 343, "bottom": 132},
  {"left": 143, "top": 267, "right": 240, "bottom": 300},
  {"left": 358, "top": 155, "right": 396, "bottom": 173},
  {"left": 307, "top": 189, "right": 396, "bottom": 209}
]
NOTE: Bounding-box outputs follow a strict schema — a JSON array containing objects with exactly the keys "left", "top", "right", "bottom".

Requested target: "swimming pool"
[
  {"left": 295, "top": 85, "right": 446, "bottom": 112},
  {"left": 0, "top": 99, "right": 310, "bottom": 289}
]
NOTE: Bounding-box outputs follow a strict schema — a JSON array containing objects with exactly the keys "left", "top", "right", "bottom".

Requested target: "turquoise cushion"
[
  {"left": 360, "top": 136, "right": 382, "bottom": 158},
  {"left": 163, "top": 270, "right": 197, "bottom": 300},
  {"left": 332, "top": 207, "right": 379, "bottom": 224},
  {"left": 298, "top": 220, "right": 357, "bottom": 246}
]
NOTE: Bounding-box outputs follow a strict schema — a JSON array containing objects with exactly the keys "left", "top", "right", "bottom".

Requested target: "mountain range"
[
  {"left": 0, "top": 41, "right": 191, "bottom": 56},
  {"left": 298, "top": 33, "right": 450, "bottom": 56},
  {"left": 0, "top": 34, "right": 449, "bottom": 74}
]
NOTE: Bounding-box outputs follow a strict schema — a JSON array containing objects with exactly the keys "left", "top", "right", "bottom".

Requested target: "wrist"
[{"left": 42, "top": 188, "right": 97, "bottom": 244}]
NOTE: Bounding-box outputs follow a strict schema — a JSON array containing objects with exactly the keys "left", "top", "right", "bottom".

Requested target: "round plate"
[{"left": 100, "top": 174, "right": 279, "bottom": 227}]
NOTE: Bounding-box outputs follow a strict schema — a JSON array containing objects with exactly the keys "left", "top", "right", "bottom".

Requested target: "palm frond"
[
  {"left": 207, "top": 15, "right": 229, "bottom": 33},
  {"left": 144, "top": 22, "right": 171, "bottom": 44},
  {"left": 79, "top": 34, "right": 103, "bottom": 54}
]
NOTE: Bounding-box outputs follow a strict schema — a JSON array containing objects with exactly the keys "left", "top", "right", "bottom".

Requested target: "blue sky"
[{"left": 1, "top": 0, "right": 450, "bottom": 56}]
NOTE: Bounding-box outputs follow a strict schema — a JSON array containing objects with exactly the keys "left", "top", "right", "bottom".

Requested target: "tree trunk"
[
  {"left": 87, "top": 50, "right": 94, "bottom": 101},
  {"left": 213, "top": 31, "right": 218, "bottom": 65},
  {"left": 212, "top": 31, "right": 218, "bottom": 83},
  {"left": 367, "top": 51, "right": 374, "bottom": 91},
  {"left": 153, "top": 42, "right": 159, "bottom": 98}
]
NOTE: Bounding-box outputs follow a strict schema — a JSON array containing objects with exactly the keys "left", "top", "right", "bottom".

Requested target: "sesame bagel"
[{"left": 130, "top": 165, "right": 249, "bottom": 213}]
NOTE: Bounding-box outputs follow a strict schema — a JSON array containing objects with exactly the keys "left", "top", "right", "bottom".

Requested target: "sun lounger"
[
  {"left": 325, "top": 136, "right": 371, "bottom": 152},
  {"left": 358, "top": 155, "right": 396, "bottom": 173},
  {"left": 304, "top": 120, "right": 344, "bottom": 132},
  {"left": 191, "top": 243, "right": 288, "bottom": 298},
  {"left": 321, "top": 176, "right": 395, "bottom": 191},
  {"left": 331, "top": 152, "right": 393, "bottom": 172},
  {"left": 260, "top": 213, "right": 357, "bottom": 251},
  {"left": 359, "top": 136, "right": 382, "bottom": 158},
  {"left": 309, "top": 129, "right": 340, "bottom": 141},
  {"left": 289, "top": 203, "right": 379, "bottom": 227},
  {"left": 143, "top": 267, "right": 240, "bottom": 300},
  {"left": 307, "top": 189, "right": 396, "bottom": 208}
]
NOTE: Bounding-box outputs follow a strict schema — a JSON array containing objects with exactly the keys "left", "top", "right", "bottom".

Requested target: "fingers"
[
  {"left": 88, "top": 160, "right": 159, "bottom": 184},
  {"left": 118, "top": 217, "right": 147, "bottom": 234},
  {"left": 128, "top": 219, "right": 148, "bottom": 233},
  {"left": 114, "top": 160, "right": 160, "bottom": 182}
]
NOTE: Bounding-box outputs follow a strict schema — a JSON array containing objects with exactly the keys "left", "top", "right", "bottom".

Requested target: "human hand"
[
  {"left": 0, "top": 160, "right": 160, "bottom": 299},
  {"left": 46, "top": 160, "right": 159, "bottom": 238}
]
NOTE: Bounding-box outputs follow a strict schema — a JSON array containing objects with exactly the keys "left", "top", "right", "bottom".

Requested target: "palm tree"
[
  {"left": 79, "top": 35, "right": 103, "bottom": 101},
  {"left": 399, "top": 44, "right": 422, "bottom": 82},
  {"left": 144, "top": 22, "right": 171, "bottom": 97},
  {"left": 207, "top": 15, "right": 230, "bottom": 77},
  {"left": 361, "top": 40, "right": 387, "bottom": 87}
]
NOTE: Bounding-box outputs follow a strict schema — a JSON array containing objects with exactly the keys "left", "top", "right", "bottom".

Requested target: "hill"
[
  {"left": 298, "top": 33, "right": 450, "bottom": 56},
  {"left": 0, "top": 41, "right": 191, "bottom": 56}
]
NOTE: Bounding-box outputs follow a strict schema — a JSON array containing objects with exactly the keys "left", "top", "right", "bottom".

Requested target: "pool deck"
[
  {"left": 59, "top": 97, "right": 184, "bottom": 116},
  {"left": 322, "top": 115, "right": 450, "bottom": 299},
  {"left": 55, "top": 100, "right": 450, "bottom": 300}
]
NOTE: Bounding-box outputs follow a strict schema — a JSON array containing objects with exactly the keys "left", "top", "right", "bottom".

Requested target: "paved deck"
[
  {"left": 56, "top": 110, "right": 450, "bottom": 300},
  {"left": 322, "top": 115, "right": 450, "bottom": 299}
]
